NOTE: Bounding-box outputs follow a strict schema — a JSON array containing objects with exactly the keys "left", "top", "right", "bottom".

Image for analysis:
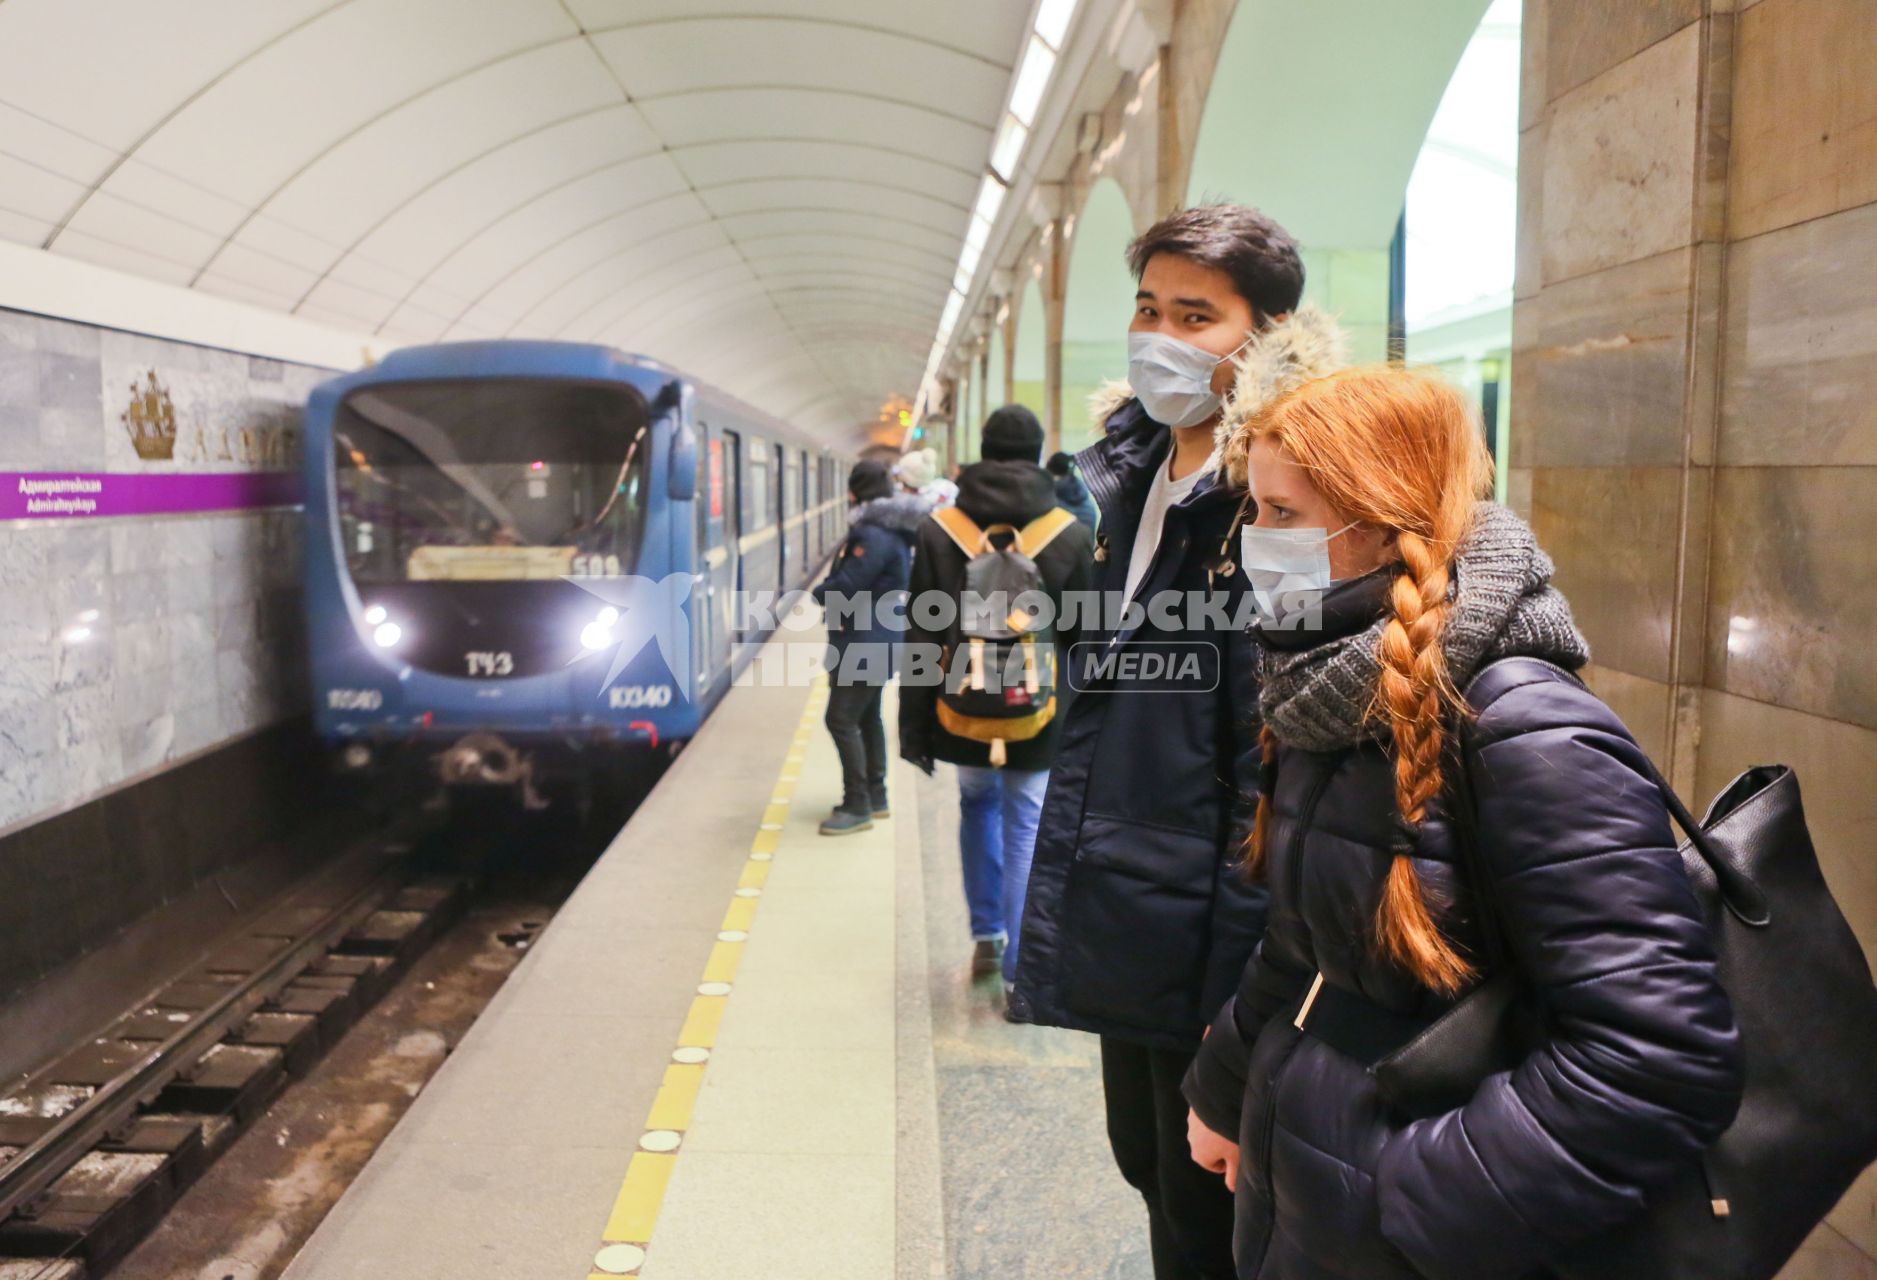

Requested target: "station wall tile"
[
  {"left": 1730, "top": 0, "right": 1877, "bottom": 241},
  {"left": 1543, "top": 0, "right": 1701, "bottom": 102},
  {"left": 1529, "top": 466, "right": 1682, "bottom": 684},
  {"left": 1704, "top": 466, "right": 1877, "bottom": 730},
  {"left": 1720, "top": 200, "right": 1877, "bottom": 468},
  {"left": 1524, "top": 247, "right": 1693, "bottom": 468},
  {"left": 1540, "top": 23, "right": 1701, "bottom": 285}
]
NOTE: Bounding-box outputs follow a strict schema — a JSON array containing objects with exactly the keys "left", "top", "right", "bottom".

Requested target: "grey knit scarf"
[{"left": 1257, "top": 503, "right": 1590, "bottom": 752}]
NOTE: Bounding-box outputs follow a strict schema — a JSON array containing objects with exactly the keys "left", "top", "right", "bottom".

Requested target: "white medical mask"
[
  {"left": 1127, "top": 331, "right": 1252, "bottom": 429},
  {"left": 1239, "top": 522, "right": 1357, "bottom": 630}
]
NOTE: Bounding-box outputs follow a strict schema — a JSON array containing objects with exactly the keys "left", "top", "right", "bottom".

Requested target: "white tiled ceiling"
[{"left": 0, "top": 0, "right": 1029, "bottom": 435}]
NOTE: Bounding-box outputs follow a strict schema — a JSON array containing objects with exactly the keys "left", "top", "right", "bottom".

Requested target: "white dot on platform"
[
  {"left": 734, "top": 887, "right": 761, "bottom": 898},
  {"left": 697, "top": 981, "right": 732, "bottom": 996},
  {"left": 672, "top": 1046, "right": 710, "bottom": 1064},
  {"left": 640, "top": 1130, "right": 682, "bottom": 1152},
  {"left": 751, "top": 851, "right": 773, "bottom": 861},
  {"left": 718, "top": 929, "right": 749, "bottom": 942},
  {"left": 594, "top": 1243, "right": 645, "bottom": 1273}
]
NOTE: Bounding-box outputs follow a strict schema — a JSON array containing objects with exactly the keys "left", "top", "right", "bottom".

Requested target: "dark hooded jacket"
[
  {"left": 1052, "top": 469, "right": 1099, "bottom": 530},
  {"left": 1182, "top": 509, "right": 1742, "bottom": 1280},
  {"left": 1009, "top": 307, "right": 1349, "bottom": 1051},
  {"left": 1006, "top": 395, "right": 1267, "bottom": 1047},
  {"left": 898, "top": 459, "right": 1096, "bottom": 772},
  {"left": 811, "top": 493, "right": 924, "bottom": 674}
]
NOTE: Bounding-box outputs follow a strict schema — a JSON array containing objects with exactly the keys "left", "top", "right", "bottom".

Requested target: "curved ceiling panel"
[
  {"left": 638, "top": 88, "right": 990, "bottom": 176},
  {"left": 563, "top": 0, "right": 1022, "bottom": 65},
  {"left": 590, "top": 18, "right": 1007, "bottom": 115},
  {"left": 672, "top": 139, "right": 978, "bottom": 191},
  {"left": 698, "top": 178, "right": 969, "bottom": 237},
  {"left": 0, "top": 0, "right": 1032, "bottom": 438}
]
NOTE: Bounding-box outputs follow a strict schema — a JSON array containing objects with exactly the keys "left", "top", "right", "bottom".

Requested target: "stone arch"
[
  {"left": 1185, "top": 0, "right": 1490, "bottom": 362},
  {"left": 1012, "top": 274, "right": 1048, "bottom": 429},
  {"left": 1060, "top": 178, "right": 1137, "bottom": 447}
]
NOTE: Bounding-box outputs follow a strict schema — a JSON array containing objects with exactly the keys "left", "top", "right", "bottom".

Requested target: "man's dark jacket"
[
  {"left": 898, "top": 459, "right": 1096, "bottom": 773},
  {"left": 1008, "top": 397, "right": 1268, "bottom": 1049},
  {"left": 811, "top": 496, "right": 917, "bottom": 677}
]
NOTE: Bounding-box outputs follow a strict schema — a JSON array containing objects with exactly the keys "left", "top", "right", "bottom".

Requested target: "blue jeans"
[{"left": 955, "top": 765, "right": 1051, "bottom": 982}]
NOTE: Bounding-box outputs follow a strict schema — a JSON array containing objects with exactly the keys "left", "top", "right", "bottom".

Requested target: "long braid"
[
  {"left": 1244, "top": 725, "right": 1280, "bottom": 877},
  {"left": 1374, "top": 531, "right": 1474, "bottom": 994},
  {"left": 1237, "top": 364, "right": 1493, "bottom": 995}
]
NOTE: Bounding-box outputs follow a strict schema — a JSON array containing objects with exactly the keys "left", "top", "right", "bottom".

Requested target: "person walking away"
[
  {"left": 1045, "top": 450, "right": 1100, "bottom": 529},
  {"left": 811, "top": 459, "right": 917, "bottom": 835},
  {"left": 1182, "top": 365, "right": 1742, "bottom": 1278},
  {"left": 896, "top": 445, "right": 958, "bottom": 506},
  {"left": 899, "top": 405, "right": 1095, "bottom": 996},
  {"left": 1011, "top": 203, "right": 1345, "bottom": 1280}
]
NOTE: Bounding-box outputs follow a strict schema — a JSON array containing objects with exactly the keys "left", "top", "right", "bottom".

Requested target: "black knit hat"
[
  {"left": 848, "top": 458, "right": 893, "bottom": 501},
  {"left": 982, "top": 404, "right": 1044, "bottom": 462}
]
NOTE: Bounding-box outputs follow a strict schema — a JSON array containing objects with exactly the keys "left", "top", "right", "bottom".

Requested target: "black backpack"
[{"left": 930, "top": 505, "right": 1076, "bottom": 766}]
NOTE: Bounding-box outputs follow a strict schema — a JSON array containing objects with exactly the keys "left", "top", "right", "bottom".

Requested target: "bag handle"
[{"left": 1451, "top": 661, "right": 1770, "bottom": 953}]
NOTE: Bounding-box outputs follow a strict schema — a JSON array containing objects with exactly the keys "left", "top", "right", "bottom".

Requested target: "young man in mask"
[{"left": 1009, "top": 204, "right": 1346, "bottom": 1278}]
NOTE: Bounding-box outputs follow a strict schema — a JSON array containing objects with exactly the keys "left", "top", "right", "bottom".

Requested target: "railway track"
[{"left": 0, "top": 835, "right": 472, "bottom": 1278}]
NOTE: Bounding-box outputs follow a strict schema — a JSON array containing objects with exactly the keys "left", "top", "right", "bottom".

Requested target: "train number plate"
[
  {"left": 608, "top": 684, "right": 673, "bottom": 709},
  {"left": 327, "top": 687, "right": 383, "bottom": 710},
  {"left": 465, "top": 651, "right": 515, "bottom": 677}
]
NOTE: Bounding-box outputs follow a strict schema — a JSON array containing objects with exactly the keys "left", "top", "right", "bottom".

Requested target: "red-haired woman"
[{"left": 1181, "top": 366, "right": 1742, "bottom": 1279}]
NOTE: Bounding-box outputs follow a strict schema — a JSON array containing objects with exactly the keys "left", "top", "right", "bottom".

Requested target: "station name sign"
[{"left": 2, "top": 471, "right": 303, "bottom": 520}]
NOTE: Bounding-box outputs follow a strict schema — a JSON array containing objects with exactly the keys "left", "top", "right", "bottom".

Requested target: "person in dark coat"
[
  {"left": 1046, "top": 450, "right": 1100, "bottom": 529},
  {"left": 899, "top": 405, "right": 1095, "bottom": 989},
  {"left": 811, "top": 459, "right": 917, "bottom": 835},
  {"left": 1182, "top": 365, "right": 1742, "bottom": 1279},
  {"left": 1011, "top": 204, "right": 1342, "bottom": 1280}
]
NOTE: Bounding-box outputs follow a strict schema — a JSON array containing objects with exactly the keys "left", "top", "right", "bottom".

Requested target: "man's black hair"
[
  {"left": 1045, "top": 450, "right": 1075, "bottom": 477},
  {"left": 1126, "top": 204, "right": 1304, "bottom": 320}
]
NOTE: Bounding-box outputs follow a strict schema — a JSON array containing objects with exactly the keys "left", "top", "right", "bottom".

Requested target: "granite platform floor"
[{"left": 276, "top": 624, "right": 1157, "bottom": 1280}]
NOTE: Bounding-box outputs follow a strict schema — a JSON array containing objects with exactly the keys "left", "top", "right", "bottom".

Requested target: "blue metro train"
[{"left": 303, "top": 341, "right": 846, "bottom": 798}]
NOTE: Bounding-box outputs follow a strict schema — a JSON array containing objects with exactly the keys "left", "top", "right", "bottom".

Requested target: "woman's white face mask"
[
  {"left": 1127, "top": 331, "right": 1253, "bottom": 429},
  {"left": 1238, "top": 522, "right": 1357, "bottom": 630}
]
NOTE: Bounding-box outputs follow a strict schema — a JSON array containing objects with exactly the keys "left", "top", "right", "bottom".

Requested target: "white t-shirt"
[{"left": 1123, "top": 453, "right": 1208, "bottom": 605}]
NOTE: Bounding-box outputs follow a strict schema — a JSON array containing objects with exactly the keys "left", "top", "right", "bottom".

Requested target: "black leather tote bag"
[{"left": 1375, "top": 661, "right": 1877, "bottom": 1280}]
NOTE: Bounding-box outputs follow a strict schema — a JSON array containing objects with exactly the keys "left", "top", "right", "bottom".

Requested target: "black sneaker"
[
  {"left": 971, "top": 937, "right": 1006, "bottom": 977},
  {"left": 870, "top": 786, "right": 890, "bottom": 819},
  {"left": 818, "top": 808, "right": 874, "bottom": 836}
]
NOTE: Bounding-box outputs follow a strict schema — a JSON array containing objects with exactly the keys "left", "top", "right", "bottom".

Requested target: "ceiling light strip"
[{"left": 916, "top": 0, "right": 1080, "bottom": 420}]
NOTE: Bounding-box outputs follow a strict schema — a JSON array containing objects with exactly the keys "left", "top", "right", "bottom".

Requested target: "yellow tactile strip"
[{"left": 584, "top": 674, "right": 828, "bottom": 1279}]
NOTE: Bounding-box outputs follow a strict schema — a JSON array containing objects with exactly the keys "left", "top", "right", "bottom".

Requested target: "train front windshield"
[{"left": 333, "top": 380, "right": 651, "bottom": 584}]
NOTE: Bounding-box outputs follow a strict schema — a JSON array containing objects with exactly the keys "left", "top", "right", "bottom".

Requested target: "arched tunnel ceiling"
[{"left": 0, "top": 0, "right": 1031, "bottom": 439}]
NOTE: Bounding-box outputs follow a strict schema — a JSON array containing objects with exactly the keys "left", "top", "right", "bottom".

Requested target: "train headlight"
[
  {"left": 580, "top": 620, "right": 614, "bottom": 651},
  {"left": 373, "top": 621, "right": 403, "bottom": 648},
  {"left": 363, "top": 604, "right": 388, "bottom": 625}
]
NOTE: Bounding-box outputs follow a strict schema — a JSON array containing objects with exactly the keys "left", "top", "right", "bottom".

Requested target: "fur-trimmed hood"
[
  {"left": 1086, "top": 303, "right": 1350, "bottom": 480},
  {"left": 850, "top": 491, "right": 933, "bottom": 535}
]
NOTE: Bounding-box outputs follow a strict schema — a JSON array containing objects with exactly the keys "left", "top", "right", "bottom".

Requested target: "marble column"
[
  {"left": 1513, "top": 1, "right": 1877, "bottom": 1272},
  {"left": 1044, "top": 219, "right": 1068, "bottom": 457}
]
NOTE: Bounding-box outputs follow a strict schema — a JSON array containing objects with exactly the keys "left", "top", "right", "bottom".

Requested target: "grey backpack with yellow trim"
[{"left": 931, "top": 505, "right": 1075, "bottom": 766}]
